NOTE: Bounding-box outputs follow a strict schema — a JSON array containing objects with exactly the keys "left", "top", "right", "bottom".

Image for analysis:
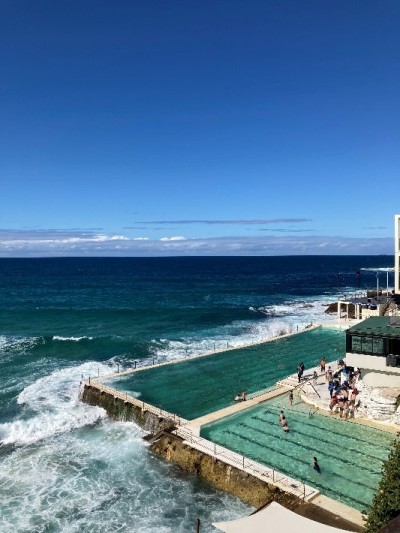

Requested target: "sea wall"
[
  {"left": 150, "top": 433, "right": 364, "bottom": 531},
  {"left": 80, "top": 384, "right": 174, "bottom": 434},
  {"left": 81, "top": 383, "right": 296, "bottom": 508},
  {"left": 80, "top": 383, "right": 364, "bottom": 531},
  {"left": 150, "top": 432, "right": 297, "bottom": 509}
]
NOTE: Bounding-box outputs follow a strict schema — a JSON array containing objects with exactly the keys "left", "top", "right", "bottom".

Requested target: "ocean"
[{"left": 0, "top": 256, "right": 394, "bottom": 532}]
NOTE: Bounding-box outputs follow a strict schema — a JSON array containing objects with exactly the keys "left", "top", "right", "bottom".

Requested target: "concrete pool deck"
[
  {"left": 279, "top": 362, "right": 400, "bottom": 435},
  {"left": 185, "top": 386, "right": 290, "bottom": 436}
]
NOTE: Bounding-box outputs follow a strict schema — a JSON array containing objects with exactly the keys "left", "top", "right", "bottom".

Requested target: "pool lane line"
[
  {"left": 233, "top": 421, "right": 382, "bottom": 484},
  {"left": 262, "top": 400, "right": 400, "bottom": 436},
  {"left": 250, "top": 412, "right": 387, "bottom": 462},
  {"left": 220, "top": 428, "right": 376, "bottom": 509}
]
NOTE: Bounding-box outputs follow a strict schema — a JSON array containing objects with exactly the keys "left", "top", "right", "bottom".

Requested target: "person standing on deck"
[
  {"left": 300, "top": 362, "right": 305, "bottom": 380},
  {"left": 325, "top": 366, "right": 333, "bottom": 382},
  {"left": 320, "top": 357, "right": 326, "bottom": 373}
]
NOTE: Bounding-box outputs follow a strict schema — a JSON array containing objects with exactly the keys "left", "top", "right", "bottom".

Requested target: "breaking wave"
[{"left": 0, "top": 362, "right": 113, "bottom": 446}]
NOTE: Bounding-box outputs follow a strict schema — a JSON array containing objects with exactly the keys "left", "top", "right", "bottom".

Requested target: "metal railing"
[
  {"left": 82, "top": 380, "right": 189, "bottom": 427},
  {"left": 83, "top": 324, "right": 318, "bottom": 386},
  {"left": 173, "top": 426, "right": 318, "bottom": 501},
  {"left": 81, "top": 381, "right": 318, "bottom": 502}
]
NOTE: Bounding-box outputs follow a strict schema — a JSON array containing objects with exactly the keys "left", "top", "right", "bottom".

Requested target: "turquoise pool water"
[
  {"left": 201, "top": 395, "right": 393, "bottom": 512},
  {"left": 107, "top": 328, "right": 344, "bottom": 419}
]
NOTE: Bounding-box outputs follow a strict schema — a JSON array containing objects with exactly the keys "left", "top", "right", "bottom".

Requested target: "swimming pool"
[
  {"left": 106, "top": 328, "right": 344, "bottom": 419},
  {"left": 201, "top": 395, "right": 393, "bottom": 512}
]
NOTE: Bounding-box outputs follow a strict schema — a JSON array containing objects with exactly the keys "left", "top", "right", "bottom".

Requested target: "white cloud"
[
  {"left": 0, "top": 229, "right": 393, "bottom": 257},
  {"left": 133, "top": 218, "right": 311, "bottom": 225},
  {"left": 159, "top": 236, "right": 186, "bottom": 241}
]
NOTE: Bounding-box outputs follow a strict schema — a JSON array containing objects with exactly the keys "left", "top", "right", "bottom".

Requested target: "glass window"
[
  {"left": 362, "top": 337, "right": 373, "bottom": 354},
  {"left": 351, "top": 336, "right": 362, "bottom": 352},
  {"left": 372, "top": 337, "right": 384, "bottom": 355}
]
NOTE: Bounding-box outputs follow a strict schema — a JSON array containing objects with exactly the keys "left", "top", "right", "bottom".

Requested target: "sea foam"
[
  {"left": 0, "top": 362, "right": 112, "bottom": 446},
  {"left": 154, "top": 295, "right": 339, "bottom": 362}
]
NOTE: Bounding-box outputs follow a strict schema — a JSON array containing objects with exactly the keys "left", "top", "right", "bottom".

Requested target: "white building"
[
  {"left": 395, "top": 214, "right": 400, "bottom": 294},
  {"left": 346, "top": 316, "right": 400, "bottom": 387},
  {"left": 344, "top": 215, "right": 400, "bottom": 388}
]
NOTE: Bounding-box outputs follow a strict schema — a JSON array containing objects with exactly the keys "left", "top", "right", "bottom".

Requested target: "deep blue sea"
[{"left": 0, "top": 256, "right": 394, "bottom": 532}]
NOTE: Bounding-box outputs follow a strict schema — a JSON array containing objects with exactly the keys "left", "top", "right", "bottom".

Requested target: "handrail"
[
  {"left": 172, "top": 426, "right": 318, "bottom": 501},
  {"left": 81, "top": 381, "right": 318, "bottom": 501},
  {"left": 82, "top": 380, "right": 189, "bottom": 427},
  {"left": 84, "top": 323, "right": 320, "bottom": 385}
]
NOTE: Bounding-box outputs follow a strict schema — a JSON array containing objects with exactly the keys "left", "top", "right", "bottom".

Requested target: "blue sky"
[{"left": 1, "top": 1, "right": 399, "bottom": 256}]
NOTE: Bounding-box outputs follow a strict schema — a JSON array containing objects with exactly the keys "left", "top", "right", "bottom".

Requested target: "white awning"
[{"left": 213, "top": 502, "right": 349, "bottom": 533}]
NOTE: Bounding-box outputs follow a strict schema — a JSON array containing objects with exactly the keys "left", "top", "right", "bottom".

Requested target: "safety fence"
[
  {"left": 82, "top": 380, "right": 319, "bottom": 501},
  {"left": 173, "top": 426, "right": 319, "bottom": 501},
  {"left": 83, "top": 323, "right": 320, "bottom": 386},
  {"left": 82, "top": 379, "right": 189, "bottom": 427}
]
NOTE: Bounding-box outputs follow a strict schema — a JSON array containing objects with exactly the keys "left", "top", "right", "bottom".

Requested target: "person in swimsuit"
[
  {"left": 313, "top": 457, "right": 321, "bottom": 473},
  {"left": 280, "top": 412, "right": 289, "bottom": 431},
  {"left": 288, "top": 390, "right": 294, "bottom": 405},
  {"left": 329, "top": 394, "right": 339, "bottom": 412},
  {"left": 234, "top": 390, "right": 247, "bottom": 402}
]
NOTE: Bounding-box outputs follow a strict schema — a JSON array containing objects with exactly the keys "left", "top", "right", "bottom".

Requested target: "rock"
[
  {"left": 324, "top": 302, "right": 356, "bottom": 318},
  {"left": 359, "top": 385, "right": 400, "bottom": 423},
  {"left": 325, "top": 303, "right": 338, "bottom": 314}
]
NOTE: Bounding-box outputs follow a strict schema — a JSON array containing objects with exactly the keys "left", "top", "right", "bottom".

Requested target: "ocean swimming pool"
[
  {"left": 201, "top": 395, "right": 393, "bottom": 512},
  {"left": 106, "top": 328, "right": 344, "bottom": 419}
]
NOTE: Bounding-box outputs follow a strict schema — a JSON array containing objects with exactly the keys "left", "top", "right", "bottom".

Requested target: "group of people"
[
  {"left": 296, "top": 357, "right": 329, "bottom": 384},
  {"left": 329, "top": 388, "right": 360, "bottom": 418},
  {"left": 328, "top": 364, "right": 361, "bottom": 418},
  {"left": 234, "top": 356, "right": 361, "bottom": 477},
  {"left": 234, "top": 390, "right": 247, "bottom": 402}
]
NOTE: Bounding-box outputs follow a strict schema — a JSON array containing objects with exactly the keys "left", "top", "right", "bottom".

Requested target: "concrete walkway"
[
  {"left": 91, "top": 323, "right": 322, "bottom": 384},
  {"left": 279, "top": 361, "right": 400, "bottom": 435},
  {"left": 185, "top": 387, "right": 290, "bottom": 436},
  {"left": 309, "top": 495, "right": 365, "bottom": 530}
]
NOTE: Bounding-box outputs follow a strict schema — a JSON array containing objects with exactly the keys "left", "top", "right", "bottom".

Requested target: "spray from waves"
[
  {"left": 52, "top": 335, "right": 94, "bottom": 342},
  {"left": 153, "top": 296, "right": 340, "bottom": 362},
  {"left": 0, "top": 335, "right": 43, "bottom": 362},
  {"left": 0, "top": 418, "right": 249, "bottom": 533},
  {"left": 360, "top": 267, "right": 395, "bottom": 272},
  {"left": 0, "top": 361, "right": 116, "bottom": 446},
  {"left": 254, "top": 295, "right": 339, "bottom": 321},
  {"left": 26, "top": 334, "right": 153, "bottom": 362}
]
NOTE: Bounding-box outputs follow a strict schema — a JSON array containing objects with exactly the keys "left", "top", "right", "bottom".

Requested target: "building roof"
[{"left": 347, "top": 317, "right": 400, "bottom": 338}]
